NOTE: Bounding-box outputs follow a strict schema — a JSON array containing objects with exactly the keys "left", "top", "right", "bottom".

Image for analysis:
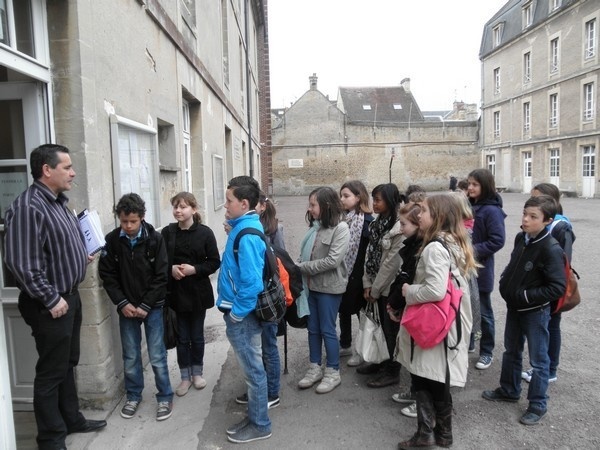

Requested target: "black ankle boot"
[
  {"left": 433, "top": 401, "right": 453, "bottom": 448},
  {"left": 398, "top": 391, "right": 436, "bottom": 449}
]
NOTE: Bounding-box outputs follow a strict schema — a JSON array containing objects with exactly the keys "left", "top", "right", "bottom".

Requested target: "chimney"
[
  {"left": 400, "top": 77, "right": 411, "bottom": 93},
  {"left": 309, "top": 73, "right": 318, "bottom": 90}
]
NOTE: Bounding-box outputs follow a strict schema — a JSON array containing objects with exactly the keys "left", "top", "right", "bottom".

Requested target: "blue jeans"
[
  {"left": 176, "top": 308, "right": 206, "bottom": 379},
  {"left": 548, "top": 312, "right": 561, "bottom": 377},
  {"left": 224, "top": 313, "right": 270, "bottom": 431},
  {"left": 479, "top": 291, "right": 495, "bottom": 357},
  {"left": 119, "top": 307, "right": 174, "bottom": 403},
  {"left": 307, "top": 290, "right": 342, "bottom": 370},
  {"left": 261, "top": 320, "right": 280, "bottom": 398},
  {"left": 500, "top": 306, "right": 551, "bottom": 413}
]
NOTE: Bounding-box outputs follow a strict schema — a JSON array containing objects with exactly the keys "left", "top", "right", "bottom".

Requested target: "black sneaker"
[
  {"left": 520, "top": 409, "right": 546, "bottom": 426},
  {"left": 482, "top": 388, "right": 519, "bottom": 403},
  {"left": 156, "top": 401, "right": 173, "bottom": 421},
  {"left": 268, "top": 396, "right": 280, "bottom": 409},
  {"left": 120, "top": 400, "right": 139, "bottom": 419},
  {"left": 235, "top": 393, "right": 248, "bottom": 405},
  {"left": 227, "top": 425, "right": 272, "bottom": 443}
]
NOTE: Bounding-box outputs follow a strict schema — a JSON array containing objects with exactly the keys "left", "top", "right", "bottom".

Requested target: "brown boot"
[
  {"left": 397, "top": 391, "right": 436, "bottom": 449},
  {"left": 434, "top": 401, "right": 453, "bottom": 448}
]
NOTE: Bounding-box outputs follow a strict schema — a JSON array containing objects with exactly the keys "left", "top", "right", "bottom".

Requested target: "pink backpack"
[{"left": 401, "top": 241, "right": 463, "bottom": 350}]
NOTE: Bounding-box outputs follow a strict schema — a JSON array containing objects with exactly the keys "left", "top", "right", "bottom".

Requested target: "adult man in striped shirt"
[{"left": 4, "top": 144, "right": 106, "bottom": 450}]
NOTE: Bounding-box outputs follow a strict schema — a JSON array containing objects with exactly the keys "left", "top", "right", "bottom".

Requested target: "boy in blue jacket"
[
  {"left": 217, "top": 177, "right": 271, "bottom": 444},
  {"left": 482, "top": 195, "right": 566, "bottom": 426}
]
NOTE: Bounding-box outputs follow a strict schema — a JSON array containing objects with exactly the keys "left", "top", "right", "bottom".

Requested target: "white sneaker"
[
  {"left": 347, "top": 350, "right": 363, "bottom": 367},
  {"left": 298, "top": 363, "right": 323, "bottom": 389},
  {"left": 401, "top": 402, "right": 417, "bottom": 418},
  {"left": 316, "top": 368, "right": 341, "bottom": 394}
]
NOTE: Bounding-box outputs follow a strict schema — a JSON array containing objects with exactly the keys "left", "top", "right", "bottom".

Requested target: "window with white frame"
[
  {"left": 182, "top": 100, "right": 192, "bottom": 192},
  {"left": 110, "top": 115, "right": 160, "bottom": 226},
  {"left": 585, "top": 18, "right": 597, "bottom": 60},
  {"left": 550, "top": 38, "right": 560, "bottom": 73},
  {"left": 523, "top": 52, "right": 531, "bottom": 83},
  {"left": 494, "top": 68, "right": 501, "bottom": 94},
  {"left": 549, "top": 93, "right": 559, "bottom": 128},
  {"left": 583, "top": 82, "right": 595, "bottom": 121},
  {"left": 583, "top": 145, "right": 596, "bottom": 177},
  {"left": 493, "top": 111, "right": 501, "bottom": 138},
  {"left": 523, "top": 102, "right": 531, "bottom": 135},
  {"left": 493, "top": 25, "right": 502, "bottom": 48},
  {"left": 549, "top": 148, "right": 560, "bottom": 177},
  {"left": 0, "top": 0, "right": 48, "bottom": 62},
  {"left": 523, "top": 151, "right": 532, "bottom": 177},
  {"left": 551, "top": 0, "right": 561, "bottom": 11},
  {"left": 522, "top": 3, "right": 533, "bottom": 29},
  {"left": 486, "top": 154, "right": 496, "bottom": 176},
  {"left": 221, "top": 0, "right": 229, "bottom": 87}
]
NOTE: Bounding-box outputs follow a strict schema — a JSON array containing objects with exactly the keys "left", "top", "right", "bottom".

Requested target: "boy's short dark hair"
[
  {"left": 524, "top": 194, "right": 558, "bottom": 221},
  {"left": 227, "top": 176, "right": 260, "bottom": 210},
  {"left": 115, "top": 193, "right": 146, "bottom": 217}
]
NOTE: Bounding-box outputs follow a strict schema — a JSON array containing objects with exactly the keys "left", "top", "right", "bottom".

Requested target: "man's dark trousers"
[{"left": 18, "top": 290, "right": 86, "bottom": 449}]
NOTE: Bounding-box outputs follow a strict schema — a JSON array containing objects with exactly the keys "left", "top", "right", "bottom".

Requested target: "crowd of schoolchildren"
[{"left": 97, "top": 170, "right": 573, "bottom": 447}]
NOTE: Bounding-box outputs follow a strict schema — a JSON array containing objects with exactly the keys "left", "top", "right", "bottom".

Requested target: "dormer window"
[
  {"left": 362, "top": 104, "right": 372, "bottom": 110},
  {"left": 493, "top": 24, "right": 503, "bottom": 47},
  {"left": 393, "top": 104, "right": 402, "bottom": 110},
  {"left": 522, "top": 3, "right": 533, "bottom": 29}
]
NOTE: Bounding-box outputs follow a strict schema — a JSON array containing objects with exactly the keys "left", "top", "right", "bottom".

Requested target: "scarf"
[
  {"left": 295, "top": 220, "right": 321, "bottom": 318},
  {"left": 344, "top": 210, "right": 365, "bottom": 275},
  {"left": 365, "top": 214, "right": 392, "bottom": 279}
]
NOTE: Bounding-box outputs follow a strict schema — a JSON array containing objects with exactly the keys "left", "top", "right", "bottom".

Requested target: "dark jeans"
[
  {"left": 18, "top": 290, "right": 86, "bottom": 450},
  {"left": 548, "top": 312, "right": 561, "bottom": 377},
  {"left": 376, "top": 296, "right": 400, "bottom": 373},
  {"left": 176, "top": 308, "right": 207, "bottom": 378},
  {"left": 479, "top": 291, "right": 495, "bottom": 357},
  {"left": 339, "top": 310, "right": 359, "bottom": 349},
  {"left": 500, "top": 306, "right": 551, "bottom": 413}
]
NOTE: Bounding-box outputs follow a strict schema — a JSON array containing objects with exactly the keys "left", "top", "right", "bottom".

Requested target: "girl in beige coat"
[{"left": 396, "top": 194, "right": 476, "bottom": 449}]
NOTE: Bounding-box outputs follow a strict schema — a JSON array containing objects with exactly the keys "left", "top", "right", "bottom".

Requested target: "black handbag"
[{"left": 163, "top": 306, "right": 178, "bottom": 350}]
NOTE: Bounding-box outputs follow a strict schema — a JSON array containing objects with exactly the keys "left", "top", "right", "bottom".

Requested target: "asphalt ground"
[{"left": 16, "top": 192, "right": 600, "bottom": 449}]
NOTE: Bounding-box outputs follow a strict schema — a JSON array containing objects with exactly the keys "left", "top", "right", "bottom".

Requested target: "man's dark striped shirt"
[{"left": 4, "top": 181, "right": 88, "bottom": 309}]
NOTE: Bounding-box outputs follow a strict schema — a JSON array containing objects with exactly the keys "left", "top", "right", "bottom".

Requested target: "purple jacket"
[{"left": 471, "top": 195, "right": 506, "bottom": 293}]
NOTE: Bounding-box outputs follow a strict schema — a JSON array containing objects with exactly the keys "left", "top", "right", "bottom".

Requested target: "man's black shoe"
[
  {"left": 356, "top": 363, "right": 382, "bottom": 375},
  {"left": 68, "top": 419, "right": 107, "bottom": 434},
  {"left": 482, "top": 388, "right": 519, "bottom": 403}
]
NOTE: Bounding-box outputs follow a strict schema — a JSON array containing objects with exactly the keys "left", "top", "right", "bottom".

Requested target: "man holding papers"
[{"left": 4, "top": 144, "right": 107, "bottom": 450}]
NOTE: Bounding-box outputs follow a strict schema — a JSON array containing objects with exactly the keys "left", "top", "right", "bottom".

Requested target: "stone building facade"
[
  {"left": 0, "top": 0, "right": 271, "bottom": 440},
  {"left": 480, "top": 0, "right": 599, "bottom": 197},
  {"left": 272, "top": 76, "right": 479, "bottom": 195}
]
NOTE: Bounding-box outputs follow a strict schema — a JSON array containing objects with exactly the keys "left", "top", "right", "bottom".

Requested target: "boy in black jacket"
[
  {"left": 98, "top": 193, "right": 173, "bottom": 421},
  {"left": 482, "top": 195, "right": 566, "bottom": 426}
]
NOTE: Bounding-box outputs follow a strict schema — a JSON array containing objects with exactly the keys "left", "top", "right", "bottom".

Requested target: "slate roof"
[
  {"left": 480, "top": 0, "right": 578, "bottom": 59},
  {"left": 337, "top": 86, "right": 424, "bottom": 125}
]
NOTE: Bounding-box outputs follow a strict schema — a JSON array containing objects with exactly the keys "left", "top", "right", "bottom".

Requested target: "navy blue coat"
[{"left": 471, "top": 195, "right": 506, "bottom": 293}]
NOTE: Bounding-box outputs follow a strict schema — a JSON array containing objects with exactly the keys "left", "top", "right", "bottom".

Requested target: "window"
[
  {"left": 523, "top": 52, "right": 531, "bottom": 83},
  {"left": 522, "top": 3, "right": 533, "bottom": 29},
  {"left": 180, "top": 0, "right": 196, "bottom": 29},
  {"left": 523, "top": 151, "right": 532, "bottom": 178},
  {"left": 583, "top": 145, "right": 596, "bottom": 177},
  {"left": 0, "top": 0, "right": 47, "bottom": 62},
  {"left": 493, "top": 24, "right": 502, "bottom": 48},
  {"left": 549, "top": 93, "right": 559, "bottom": 128},
  {"left": 221, "top": 0, "right": 229, "bottom": 86},
  {"left": 182, "top": 101, "right": 192, "bottom": 192},
  {"left": 110, "top": 115, "right": 160, "bottom": 226},
  {"left": 549, "top": 149, "right": 560, "bottom": 177},
  {"left": 362, "top": 104, "right": 372, "bottom": 110},
  {"left": 494, "top": 68, "right": 501, "bottom": 94},
  {"left": 493, "top": 111, "right": 501, "bottom": 138},
  {"left": 551, "top": 0, "right": 561, "bottom": 11},
  {"left": 583, "top": 82, "right": 595, "bottom": 121},
  {"left": 585, "top": 19, "right": 597, "bottom": 60},
  {"left": 486, "top": 154, "right": 496, "bottom": 176},
  {"left": 550, "top": 38, "right": 560, "bottom": 73},
  {"left": 523, "top": 102, "right": 531, "bottom": 135},
  {"left": 393, "top": 104, "right": 402, "bottom": 110}
]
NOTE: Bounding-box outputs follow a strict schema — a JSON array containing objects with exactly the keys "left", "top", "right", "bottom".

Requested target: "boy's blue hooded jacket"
[{"left": 216, "top": 212, "right": 265, "bottom": 322}]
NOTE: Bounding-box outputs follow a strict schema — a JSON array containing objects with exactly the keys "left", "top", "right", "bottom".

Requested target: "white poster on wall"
[{"left": 0, "top": 172, "right": 28, "bottom": 220}]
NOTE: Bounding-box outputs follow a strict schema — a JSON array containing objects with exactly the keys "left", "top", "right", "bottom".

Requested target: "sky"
[{"left": 268, "top": 0, "right": 509, "bottom": 111}]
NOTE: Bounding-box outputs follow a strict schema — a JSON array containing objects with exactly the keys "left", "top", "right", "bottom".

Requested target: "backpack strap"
[{"left": 233, "top": 228, "right": 276, "bottom": 279}]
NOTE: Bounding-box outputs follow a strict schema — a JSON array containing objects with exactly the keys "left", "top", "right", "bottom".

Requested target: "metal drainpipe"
[{"left": 244, "top": 0, "right": 254, "bottom": 178}]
